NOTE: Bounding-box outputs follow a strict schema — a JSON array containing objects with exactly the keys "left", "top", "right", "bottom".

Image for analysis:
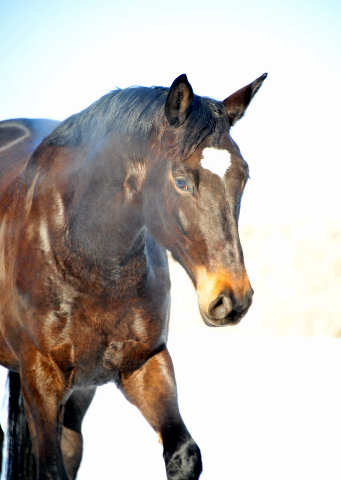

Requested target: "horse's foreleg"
[
  {"left": 120, "top": 347, "right": 202, "bottom": 480},
  {"left": 61, "top": 386, "right": 97, "bottom": 480},
  {"left": 20, "top": 353, "right": 70, "bottom": 480}
]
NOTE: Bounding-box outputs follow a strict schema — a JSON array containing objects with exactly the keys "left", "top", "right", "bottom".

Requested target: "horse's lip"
[{"left": 199, "top": 306, "right": 244, "bottom": 327}]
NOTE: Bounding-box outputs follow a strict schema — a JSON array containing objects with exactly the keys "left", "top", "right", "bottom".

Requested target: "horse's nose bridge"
[{"left": 224, "top": 221, "right": 246, "bottom": 265}]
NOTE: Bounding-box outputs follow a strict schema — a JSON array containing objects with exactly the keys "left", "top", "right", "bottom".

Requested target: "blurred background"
[{"left": 0, "top": 0, "right": 340, "bottom": 479}]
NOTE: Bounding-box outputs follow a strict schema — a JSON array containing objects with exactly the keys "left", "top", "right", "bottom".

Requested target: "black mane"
[{"left": 45, "top": 85, "right": 229, "bottom": 158}]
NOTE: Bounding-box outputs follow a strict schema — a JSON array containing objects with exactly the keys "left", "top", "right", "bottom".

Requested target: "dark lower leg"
[
  {"left": 62, "top": 387, "right": 96, "bottom": 480},
  {"left": 61, "top": 427, "right": 83, "bottom": 480},
  {"left": 121, "top": 348, "right": 202, "bottom": 480},
  {"left": 161, "top": 421, "right": 202, "bottom": 480}
]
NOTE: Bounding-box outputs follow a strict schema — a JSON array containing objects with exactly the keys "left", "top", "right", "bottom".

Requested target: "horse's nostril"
[{"left": 208, "top": 295, "right": 233, "bottom": 320}]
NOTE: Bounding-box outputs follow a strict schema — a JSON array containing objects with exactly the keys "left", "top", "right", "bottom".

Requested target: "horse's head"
[{"left": 143, "top": 74, "right": 266, "bottom": 327}]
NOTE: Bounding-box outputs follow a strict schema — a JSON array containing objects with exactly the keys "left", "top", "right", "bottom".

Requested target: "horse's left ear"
[
  {"left": 223, "top": 73, "right": 267, "bottom": 126},
  {"left": 165, "top": 74, "right": 194, "bottom": 127}
]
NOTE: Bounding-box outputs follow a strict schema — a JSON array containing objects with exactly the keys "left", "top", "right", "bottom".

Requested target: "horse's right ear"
[
  {"left": 165, "top": 74, "right": 194, "bottom": 127},
  {"left": 223, "top": 73, "right": 267, "bottom": 126}
]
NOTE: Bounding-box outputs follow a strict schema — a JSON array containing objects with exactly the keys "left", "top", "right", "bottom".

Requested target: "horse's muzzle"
[
  {"left": 196, "top": 268, "right": 253, "bottom": 327},
  {"left": 199, "top": 288, "right": 253, "bottom": 327}
]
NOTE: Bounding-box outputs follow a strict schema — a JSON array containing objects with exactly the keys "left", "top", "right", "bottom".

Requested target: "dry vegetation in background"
[{"left": 169, "top": 219, "right": 341, "bottom": 337}]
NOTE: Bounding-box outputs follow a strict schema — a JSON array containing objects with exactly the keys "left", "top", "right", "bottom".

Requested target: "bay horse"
[{"left": 0, "top": 73, "right": 266, "bottom": 480}]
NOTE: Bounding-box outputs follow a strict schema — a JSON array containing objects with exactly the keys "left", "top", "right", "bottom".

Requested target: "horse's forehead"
[{"left": 200, "top": 147, "right": 232, "bottom": 179}]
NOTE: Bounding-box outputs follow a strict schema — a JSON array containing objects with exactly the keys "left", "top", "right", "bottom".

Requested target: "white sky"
[
  {"left": 0, "top": 1, "right": 341, "bottom": 479},
  {"left": 1, "top": 0, "right": 340, "bottom": 225}
]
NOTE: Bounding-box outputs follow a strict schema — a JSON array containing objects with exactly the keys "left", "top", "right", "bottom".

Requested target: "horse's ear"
[
  {"left": 223, "top": 73, "right": 267, "bottom": 126},
  {"left": 165, "top": 74, "right": 194, "bottom": 127}
]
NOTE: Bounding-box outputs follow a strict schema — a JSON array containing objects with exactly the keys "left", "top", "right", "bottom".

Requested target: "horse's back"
[{"left": 0, "top": 118, "right": 59, "bottom": 189}]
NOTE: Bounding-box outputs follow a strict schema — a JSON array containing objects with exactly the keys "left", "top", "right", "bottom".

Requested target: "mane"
[{"left": 44, "top": 85, "right": 229, "bottom": 158}]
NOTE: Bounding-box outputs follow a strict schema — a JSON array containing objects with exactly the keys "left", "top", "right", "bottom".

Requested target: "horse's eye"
[{"left": 175, "top": 178, "right": 189, "bottom": 191}]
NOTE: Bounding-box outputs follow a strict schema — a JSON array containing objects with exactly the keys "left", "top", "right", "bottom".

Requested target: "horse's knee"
[
  {"left": 164, "top": 438, "right": 202, "bottom": 480},
  {"left": 61, "top": 426, "right": 83, "bottom": 480}
]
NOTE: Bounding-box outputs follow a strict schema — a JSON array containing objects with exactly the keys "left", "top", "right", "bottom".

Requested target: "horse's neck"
[{"left": 55, "top": 143, "right": 148, "bottom": 289}]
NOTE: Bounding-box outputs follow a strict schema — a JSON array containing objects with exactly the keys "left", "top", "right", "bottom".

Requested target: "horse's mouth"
[{"left": 199, "top": 304, "right": 250, "bottom": 328}]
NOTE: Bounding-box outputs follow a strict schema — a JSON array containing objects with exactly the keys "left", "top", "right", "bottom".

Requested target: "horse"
[{"left": 0, "top": 72, "right": 266, "bottom": 480}]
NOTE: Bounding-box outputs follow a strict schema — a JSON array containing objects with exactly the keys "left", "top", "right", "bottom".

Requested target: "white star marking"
[{"left": 200, "top": 148, "right": 232, "bottom": 179}]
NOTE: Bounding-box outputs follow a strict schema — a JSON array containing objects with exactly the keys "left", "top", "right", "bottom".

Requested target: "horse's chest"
[{"left": 68, "top": 296, "right": 168, "bottom": 386}]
